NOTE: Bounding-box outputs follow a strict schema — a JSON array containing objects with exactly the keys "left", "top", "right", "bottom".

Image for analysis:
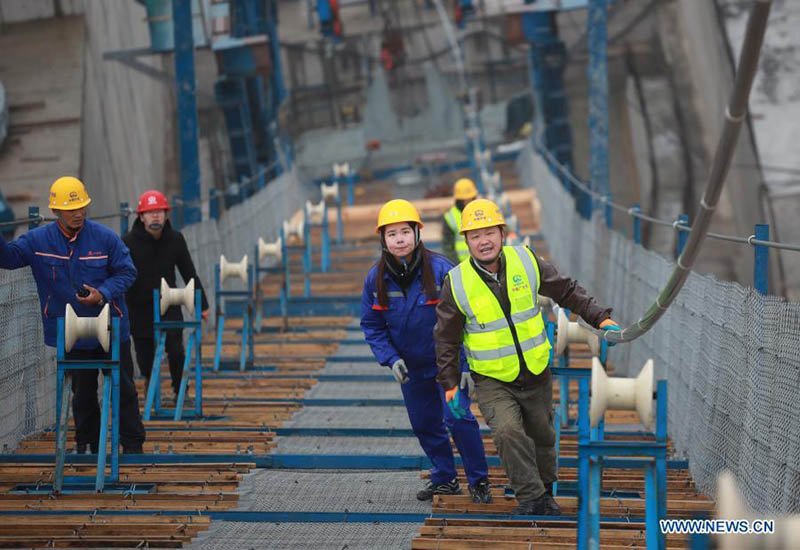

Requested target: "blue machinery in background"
[
  {"left": 213, "top": 255, "right": 255, "bottom": 371},
  {"left": 112, "top": 0, "right": 291, "bottom": 222},
  {"left": 522, "top": 0, "right": 609, "bottom": 219},
  {"left": 143, "top": 280, "right": 204, "bottom": 421}
]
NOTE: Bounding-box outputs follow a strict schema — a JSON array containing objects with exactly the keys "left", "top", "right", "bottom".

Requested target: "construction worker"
[
  {"left": 123, "top": 190, "right": 209, "bottom": 400},
  {"left": 0, "top": 177, "right": 146, "bottom": 454},
  {"left": 433, "top": 198, "right": 621, "bottom": 515},
  {"left": 361, "top": 199, "right": 492, "bottom": 504},
  {"left": 441, "top": 178, "right": 477, "bottom": 265}
]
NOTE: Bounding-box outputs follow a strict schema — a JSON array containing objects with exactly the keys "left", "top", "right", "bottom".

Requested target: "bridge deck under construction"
[{"left": 0, "top": 164, "right": 712, "bottom": 549}]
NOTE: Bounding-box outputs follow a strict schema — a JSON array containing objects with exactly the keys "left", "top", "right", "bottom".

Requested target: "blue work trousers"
[{"left": 400, "top": 375, "right": 489, "bottom": 486}]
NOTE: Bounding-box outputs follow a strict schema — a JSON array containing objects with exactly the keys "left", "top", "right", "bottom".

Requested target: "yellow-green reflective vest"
[
  {"left": 444, "top": 206, "right": 470, "bottom": 262},
  {"left": 449, "top": 245, "right": 551, "bottom": 382}
]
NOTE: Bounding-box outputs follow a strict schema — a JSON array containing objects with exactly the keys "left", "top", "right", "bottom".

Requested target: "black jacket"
[{"left": 123, "top": 218, "right": 209, "bottom": 338}]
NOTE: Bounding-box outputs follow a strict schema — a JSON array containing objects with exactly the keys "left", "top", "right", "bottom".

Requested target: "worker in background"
[
  {"left": 123, "top": 190, "right": 209, "bottom": 401},
  {"left": 0, "top": 177, "right": 146, "bottom": 454},
  {"left": 361, "top": 199, "right": 492, "bottom": 504},
  {"left": 434, "top": 199, "right": 621, "bottom": 515},
  {"left": 441, "top": 178, "right": 478, "bottom": 265}
]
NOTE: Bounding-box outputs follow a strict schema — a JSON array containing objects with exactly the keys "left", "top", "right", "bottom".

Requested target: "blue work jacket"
[
  {"left": 361, "top": 252, "right": 467, "bottom": 380},
  {"left": 0, "top": 219, "right": 137, "bottom": 348}
]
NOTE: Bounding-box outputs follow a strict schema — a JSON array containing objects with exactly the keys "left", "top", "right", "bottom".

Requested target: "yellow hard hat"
[
  {"left": 375, "top": 199, "right": 423, "bottom": 233},
  {"left": 49, "top": 176, "right": 91, "bottom": 211},
  {"left": 460, "top": 198, "right": 505, "bottom": 233},
  {"left": 453, "top": 178, "right": 478, "bottom": 200}
]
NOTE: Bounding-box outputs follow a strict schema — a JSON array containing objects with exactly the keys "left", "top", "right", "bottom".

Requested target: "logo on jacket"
[{"left": 511, "top": 273, "right": 529, "bottom": 293}]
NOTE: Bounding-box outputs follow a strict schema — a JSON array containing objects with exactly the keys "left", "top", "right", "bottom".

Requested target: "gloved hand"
[
  {"left": 460, "top": 371, "right": 475, "bottom": 397},
  {"left": 390, "top": 359, "right": 410, "bottom": 384},
  {"left": 599, "top": 319, "right": 621, "bottom": 347},
  {"left": 445, "top": 386, "right": 468, "bottom": 419}
]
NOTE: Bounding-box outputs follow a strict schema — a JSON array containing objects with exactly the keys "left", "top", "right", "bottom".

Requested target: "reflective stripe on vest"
[
  {"left": 449, "top": 245, "right": 551, "bottom": 382},
  {"left": 444, "top": 206, "right": 470, "bottom": 262}
]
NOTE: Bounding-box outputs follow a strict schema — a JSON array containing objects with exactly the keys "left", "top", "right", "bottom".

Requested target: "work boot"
[
  {"left": 468, "top": 478, "right": 493, "bottom": 504},
  {"left": 75, "top": 442, "right": 99, "bottom": 454},
  {"left": 122, "top": 443, "right": 144, "bottom": 454},
  {"left": 513, "top": 493, "right": 563, "bottom": 516},
  {"left": 416, "top": 478, "right": 461, "bottom": 501}
]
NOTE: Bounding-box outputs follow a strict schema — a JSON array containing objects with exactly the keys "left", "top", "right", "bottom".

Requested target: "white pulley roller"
[
  {"left": 333, "top": 162, "right": 350, "bottom": 177},
  {"left": 220, "top": 254, "right": 248, "bottom": 285},
  {"left": 160, "top": 278, "right": 195, "bottom": 316},
  {"left": 64, "top": 303, "right": 110, "bottom": 353},
  {"left": 320, "top": 182, "right": 339, "bottom": 202},
  {"left": 283, "top": 219, "right": 303, "bottom": 242},
  {"left": 258, "top": 236, "right": 282, "bottom": 263},
  {"left": 305, "top": 200, "right": 325, "bottom": 222},
  {"left": 555, "top": 307, "right": 601, "bottom": 356},
  {"left": 590, "top": 357, "right": 654, "bottom": 428},
  {"left": 716, "top": 471, "right": 800, "bottom": 549}
]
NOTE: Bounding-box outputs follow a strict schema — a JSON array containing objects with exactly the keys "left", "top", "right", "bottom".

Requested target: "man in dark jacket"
[
  {"left": 0, "top": 176, "right": 145, "bottom": 454},
  {"left": 123, "top": 190, "right": 209, "bottom": 398}
]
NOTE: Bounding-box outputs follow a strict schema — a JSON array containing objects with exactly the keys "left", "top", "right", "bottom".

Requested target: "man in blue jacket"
[{"left": 0, "top": 177, "right": 146, "bottom": 454}]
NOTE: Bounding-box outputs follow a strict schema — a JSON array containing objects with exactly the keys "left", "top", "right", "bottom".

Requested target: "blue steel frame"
[
  {"left": 213, "top": 261, "right": 255, "bottom": 372},
  {"left": 324, "top": 179, "right": 345, "bottom": 243},
  {"left": 54, "top": 317, "right": 121, "bottom": 493},
  {"left": 173, "top": 0, "right": 202, "bottom": 225},
  {"left": 143, "top": 288, "right": 203, "bottom": 421},
  {"left": 304, "top": 201, "right": 331, "bottom": 282},
  {"left": 576, "top": 376, "right": 668, "bottom": 550},
  {"left": 753, "top": 223, "right": 769, "bottom": 295},
  {"left": 254, "top": 237, "right": 288, "bottom": 332}
]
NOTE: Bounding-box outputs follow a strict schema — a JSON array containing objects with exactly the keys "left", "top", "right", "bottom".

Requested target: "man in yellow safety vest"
[
  {"left": 433, "top": 198, "right": 620, "bottom": 515},
  {"left": 441, "top": 178, "right": 478, "bottom": 265}
]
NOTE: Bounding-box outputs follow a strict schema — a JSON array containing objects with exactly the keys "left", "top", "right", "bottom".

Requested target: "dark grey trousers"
[{"left": 474, "top": 374, "right": 557, "bottom": 503}]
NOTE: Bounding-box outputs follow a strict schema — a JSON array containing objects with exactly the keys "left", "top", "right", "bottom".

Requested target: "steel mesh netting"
[
  {"left": 518, "top": 144, "right": 800, "bottom": 513},
  {"left": 282, "top": 406, "right": 413, "bottom": 430},
  {"left": 182, "top": 168, "right": 317, "bottom": 315},
  {"left": 188, "top": 521, "right": 422, "bottom": 550},
  {"left": 0, "top": 270, "right": 56, "bottom": 451},
  {"left": 235, "top": 470, "right": 431, "bottom": 514}
]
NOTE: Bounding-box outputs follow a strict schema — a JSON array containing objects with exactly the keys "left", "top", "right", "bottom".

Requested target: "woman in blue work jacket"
[{"left": 360, "top": 199, "right": 491, "bottom": 503}]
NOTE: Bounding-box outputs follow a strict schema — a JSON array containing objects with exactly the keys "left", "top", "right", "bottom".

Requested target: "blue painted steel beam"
[
  {"left": 173, "top": 0, "right": 201, "bottom": 224},
  {"left": 0, "top": 509, "right": 662, "bottom": 525},
  {"left": 0, "top": 453, "right": 690, "bottom": 470},
  {"left": 186, "top": 397, "right": 406, "bottom": 406},
  {"left": 231, "top": 295, "right": 361, "bottom": 317}
]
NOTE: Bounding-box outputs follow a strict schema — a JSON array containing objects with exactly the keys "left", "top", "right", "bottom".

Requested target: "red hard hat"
[{"left": 137, "top": 190, "right": 170, "bottom": 213}]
